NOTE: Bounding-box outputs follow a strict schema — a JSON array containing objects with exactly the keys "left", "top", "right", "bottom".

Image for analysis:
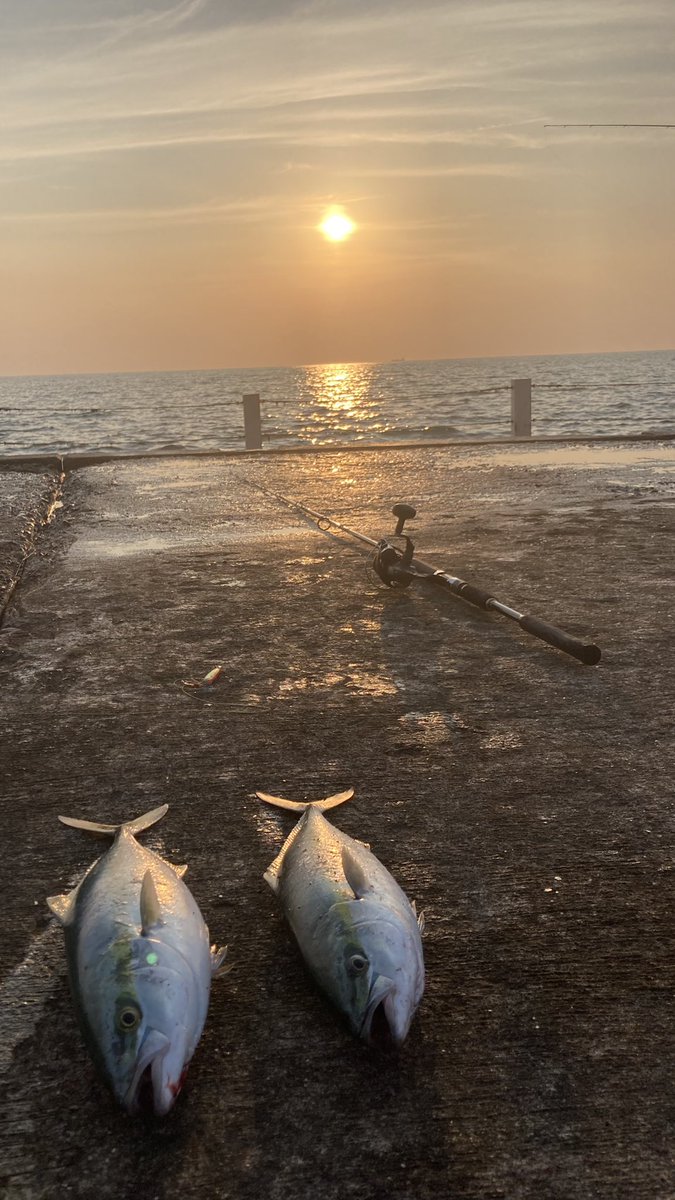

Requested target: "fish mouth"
[
  {"left": 360, "top": 976, "right": 400, "bottom": 1050},
  {"left": 124, "top": 1029, "right": 183, "bottom": 1117}
]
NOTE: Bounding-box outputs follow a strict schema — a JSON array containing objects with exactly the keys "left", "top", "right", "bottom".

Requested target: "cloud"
[
  {"left": 0, "top": 195, "right": 281, "bottom": 227},
  {"left": 1, "top": 2, "right": 674, "bottom": 240}
]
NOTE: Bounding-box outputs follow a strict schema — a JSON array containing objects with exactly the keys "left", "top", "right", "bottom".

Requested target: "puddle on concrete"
[{"left": 453, "top": 445, "right": 675, "bottom": 471}]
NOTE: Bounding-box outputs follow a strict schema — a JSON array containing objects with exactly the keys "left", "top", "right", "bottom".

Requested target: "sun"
[{"left": 319, "top": 210, "right": 356, "bottom": 242}]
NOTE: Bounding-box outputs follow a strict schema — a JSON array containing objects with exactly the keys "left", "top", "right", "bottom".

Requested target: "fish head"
[
  {"left": 78, "top": 934, "right": 205, "bottom": 1116},
  {"left": 315, "top": 899, "right": 424, "bottom": 1049}
]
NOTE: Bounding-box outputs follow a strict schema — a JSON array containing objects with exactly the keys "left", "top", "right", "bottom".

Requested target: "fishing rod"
[
  {"left": 545, "top": 124, "right": 675, "bottom": 129},
  {"left": 249, "top": 481, "right": 601, "bottom": 665}
]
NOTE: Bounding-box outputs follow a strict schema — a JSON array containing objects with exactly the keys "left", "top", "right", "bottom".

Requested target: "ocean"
[{"left": 1, "top": 350, "right": 674, "bottom": 458}]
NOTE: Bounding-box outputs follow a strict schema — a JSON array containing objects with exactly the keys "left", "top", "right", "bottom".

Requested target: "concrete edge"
[{"left": 1, "top": 430, "right": 674, "bottom": 473}]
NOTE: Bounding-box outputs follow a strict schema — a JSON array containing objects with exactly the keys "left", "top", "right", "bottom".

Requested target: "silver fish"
[
  {"left": 47, "top": 804, "right": 227, "bottom": 1115},
  {"left": 257, "top": 788, "right": 425, "bottom": 1047}
]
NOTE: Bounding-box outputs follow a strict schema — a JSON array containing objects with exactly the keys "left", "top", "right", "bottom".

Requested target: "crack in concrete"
[{"left": 0, "top": 465, "right": 66, "bottom": 631}]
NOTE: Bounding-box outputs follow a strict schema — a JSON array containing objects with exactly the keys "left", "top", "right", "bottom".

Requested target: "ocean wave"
[{"left": 1, "top": 352, "right": 673, "bottom": 455}]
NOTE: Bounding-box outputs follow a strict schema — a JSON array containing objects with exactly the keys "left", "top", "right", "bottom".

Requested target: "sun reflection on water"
[{"left": 301, "top": 363, "right": 378, "bottom": 435}]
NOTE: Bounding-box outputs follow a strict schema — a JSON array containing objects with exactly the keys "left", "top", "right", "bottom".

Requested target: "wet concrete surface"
[{"left": 1, "top": 440, "right": 674, "bottom": 1199}]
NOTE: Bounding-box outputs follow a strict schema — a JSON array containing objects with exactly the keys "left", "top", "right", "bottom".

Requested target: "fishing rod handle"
[
  {"left": 428, "top": 570, "right": 494, "bottom": 609},
  {"left": 455, "top": 581, "right": 494, "bottom": 609},
  {"left": 519, "top": 614, "right": 601, "bottom": 665}
]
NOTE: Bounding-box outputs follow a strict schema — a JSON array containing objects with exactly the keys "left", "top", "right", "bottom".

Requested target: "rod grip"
[
  {"left": 455, "top": 582, "right": 494, "bottom": 609},
  {"left": 519, "top": 614, "right": 601, "bottom": 665},
  {"left": 426, "top": 570, "right": 494, "bottom": 609}
]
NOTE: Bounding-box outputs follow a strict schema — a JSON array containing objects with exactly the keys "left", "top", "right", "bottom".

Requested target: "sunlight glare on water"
[
  {"left": 1, "top": 351, "right": 674, "bottom": 456},
  {"left": 301, "top": 363, "right": 379, "bottom": 441}
]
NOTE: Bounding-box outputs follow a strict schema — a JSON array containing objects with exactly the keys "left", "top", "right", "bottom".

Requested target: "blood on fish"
[{"left": 169, "top": 1068, "right": 189, "bottom": 1098}]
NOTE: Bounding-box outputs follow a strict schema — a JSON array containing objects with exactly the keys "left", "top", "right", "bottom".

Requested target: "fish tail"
[
  {"left": 58, "top": 803, "right": 169, "bottom": 837},
  {"left": 255, "top": 788, "right": 354, "bottom": 813}
]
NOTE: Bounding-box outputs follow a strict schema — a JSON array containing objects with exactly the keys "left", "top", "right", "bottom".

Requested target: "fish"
[
  {"left": 47, "top": 804, "right": 227, "bottom": 1115},
  {"left": 257, "top": 787, "right": 425, "bottom": 1047}
]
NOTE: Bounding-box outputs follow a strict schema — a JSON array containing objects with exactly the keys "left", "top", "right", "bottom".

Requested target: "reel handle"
[{"left": 392, "top": 503, "right": 417, "bottom": 535}]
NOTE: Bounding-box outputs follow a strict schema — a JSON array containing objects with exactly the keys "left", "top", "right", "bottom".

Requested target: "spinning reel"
[
  {"left": 369, "top": 503, "right": 418, "bottom": 589},
  {"left": 248, "top": 478, "right": 602, "bottom": 664}
]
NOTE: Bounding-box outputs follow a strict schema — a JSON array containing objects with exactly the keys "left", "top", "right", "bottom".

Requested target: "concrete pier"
[{"left": 1, "top": 439, "right": 674, "bottom": 1200}]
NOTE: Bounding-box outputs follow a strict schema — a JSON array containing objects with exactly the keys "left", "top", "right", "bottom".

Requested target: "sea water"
[{"left": 0, "top": 350, "right": 673, "bottom": 457}]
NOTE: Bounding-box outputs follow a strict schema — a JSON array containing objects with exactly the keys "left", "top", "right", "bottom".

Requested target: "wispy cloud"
[
  {"left": 0, "top": 197, "right": 268, "bottom": 225},
  {"left": 3, "top": 1, "right": 673, "bottom": 168}
]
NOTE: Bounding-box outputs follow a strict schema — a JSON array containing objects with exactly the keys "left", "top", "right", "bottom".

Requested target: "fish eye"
[
  {"left": 348, "top": 954, "right": 369, "bottom": 974},
  {"left": 118, "top": 1005, "right": 142, "bottom": 1032}
]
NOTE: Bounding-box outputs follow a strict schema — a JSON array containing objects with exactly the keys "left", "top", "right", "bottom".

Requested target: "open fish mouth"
[
  {"left": 367, "top": 998, "right": 396, "bottom": 1051},
  {"left": 360, "top": 976, "right": 399, "bottom": 1050},
  {"left": 124, "top": 1029, "right": 177, "bottom": 1116}
]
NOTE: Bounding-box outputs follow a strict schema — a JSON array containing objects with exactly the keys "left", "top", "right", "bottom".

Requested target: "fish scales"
[
  {"left": 258, "top": 789, "right": 424, "bottom": 1047},
  {"left": 68, "top": 828, "right": 204, "bottom": 972},
  {"left": 280, "top": 807, "right": 415, "bottom": 929},
  {"left": 48, "top": 805, "right": 226, "bottom": 1115}
]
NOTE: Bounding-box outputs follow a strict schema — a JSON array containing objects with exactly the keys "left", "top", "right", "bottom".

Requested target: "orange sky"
[{"left": 1, "top": 0, "right": 674, "bottom": 374}]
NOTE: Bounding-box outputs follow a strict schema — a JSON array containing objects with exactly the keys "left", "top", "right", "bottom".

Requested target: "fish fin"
[
  {"left": 58, "top": 804, "right": 169, "bottom": 838},
  {"left": 263, "top": 868, "right": 281, "bottom": 895},
  {"left": 140, "top": 870, "right": 163, "bottom": 934},
  {"left": 210, "top": 944, "right": 231, "bottom": 978},
  {"left": 124, "top": 805, "right": 169, "bottom": 836},
  {"left": 417, "top": 908, "right": 426, "bottom": 935},
  {"left": 47, "top": 887, "right": 79, "bottom": 925},
  {"left": 341, "top": 844, "right": 374, "bottom": 900},
  {"left": 263, "top": 818, "right": 305, "bottom": 893},
  {"left": 169, "top": 863, "right": 188, "bottom": 878},
  {"left": 256, "top": 787, "right": 354, "bottom": 813},
  {"left": 58, "top": 815, "right": 119, "bottom": 836}
]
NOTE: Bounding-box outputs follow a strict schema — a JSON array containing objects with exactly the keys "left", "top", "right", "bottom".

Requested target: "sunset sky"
[{"left": 1, "top": 0, "right": 674, "bottom": 374}]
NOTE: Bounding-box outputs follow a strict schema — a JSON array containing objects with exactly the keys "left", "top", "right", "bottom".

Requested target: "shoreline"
[{"left": 1, "top": 427, "right": 674, "bottom": 473}]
